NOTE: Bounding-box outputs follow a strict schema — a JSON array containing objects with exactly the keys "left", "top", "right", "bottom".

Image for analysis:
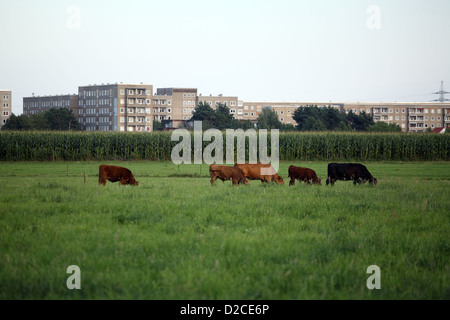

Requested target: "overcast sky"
[{"left": 1, "top": 0, "right": 449, "bottom": 115}]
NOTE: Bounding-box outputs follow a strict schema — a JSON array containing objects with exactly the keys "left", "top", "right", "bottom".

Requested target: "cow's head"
[
  {"left": 130, "top": 176, "right": 139, "bottom": 186},
  {"left": 274, "top": 174, "right": 284, "bottom": 185},
  {"left": 371, "top": 178, "right": 378, "bottom": 186},
  {"left": 317, "top": 178, "right": 322, "bottom": 185}
]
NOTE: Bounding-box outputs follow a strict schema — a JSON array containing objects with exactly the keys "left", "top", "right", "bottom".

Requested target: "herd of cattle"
[{"left": 98, "top": 163, "right": 378, "bottom": 187}]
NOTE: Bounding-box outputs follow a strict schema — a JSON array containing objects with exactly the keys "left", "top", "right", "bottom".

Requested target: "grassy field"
[{"left": 0, "top": 161, "right": 449, "bottom": 300}]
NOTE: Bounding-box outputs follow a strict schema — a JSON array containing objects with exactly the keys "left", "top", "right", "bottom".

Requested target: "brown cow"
[
  {"left": 288, "top": 166, "right": 321, "bottom": 186},
  {"left": 234, "top": 163, "right": 284, "bottom": 184},
  {"left": 209, "top": 164, "right": 248, "bottom": 186},
  {"left": 98, "top": 165, "right": 139, "bottom": 186}
]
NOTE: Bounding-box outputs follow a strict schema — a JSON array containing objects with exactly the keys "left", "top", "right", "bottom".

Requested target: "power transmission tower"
[{"left": 432, "top": 80, "right": 450, "bottom": 102}]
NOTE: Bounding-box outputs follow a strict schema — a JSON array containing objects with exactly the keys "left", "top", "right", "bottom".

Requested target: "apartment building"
[
  {"left": 20, "top": 81, "right": 450, "bottom": 132},
  {"left": 1, "top": 90, "right": 12, "bottom": 127},
  {"left": 241, "top": 101, "right": 339, "bottom": 125},
  {"left": 23, "top": 94, "right": 79, "bottom": 116},
  {"left": 154, "top": 88, "right": 198, "bottom": 128},
  {"left": 340, "top": 102, "right": 448, "bottom": 132},
  {"left": 197, "top": 94, "right": 241, "bottom": 116},
  {"left": 77, "top": 83, "right": 153, "bottom": 132}
]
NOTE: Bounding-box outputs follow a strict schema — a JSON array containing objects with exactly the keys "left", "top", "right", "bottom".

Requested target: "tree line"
[
  {"left": 3, "top": 103, "right": 401, "bottom": 132},
  {"left": 2, "top": 108, "right": 79, "bottom": 131},
  {"left": 174, "top": 102, "right": 401, "bottom": 132}
]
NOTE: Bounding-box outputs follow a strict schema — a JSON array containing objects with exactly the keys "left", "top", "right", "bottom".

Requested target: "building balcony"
[
  {"left": 409, "top": 108, "right": 425, "bottom": 114},
  {"left": 409, "top": 117, "right": 425, "bottom": 122}
]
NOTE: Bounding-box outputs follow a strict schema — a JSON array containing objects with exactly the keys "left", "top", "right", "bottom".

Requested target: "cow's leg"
[
  {"left": 100, "top": 174, "right": 107, "bottom": 186},
  {"left": 289, "top": 177, "right": 295, "bottom": 186},
  {"left": 99, "top": 169, "right": 106, "bottom": 186},
  {"left": 210, "top": 173, "right": 216, "bottom": 185}
]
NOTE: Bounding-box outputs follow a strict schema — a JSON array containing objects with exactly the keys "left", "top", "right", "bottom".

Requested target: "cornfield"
[{"left": 0, "top": 131, "right": 449, "bottom": 161}]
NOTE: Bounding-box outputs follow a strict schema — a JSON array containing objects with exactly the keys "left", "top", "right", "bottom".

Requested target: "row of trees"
[
  {"left": 292, "top": 105, "right": 401, "bottom": 132},
  {"left": 2, "top": 108, "right": 79, "bottom": 131},
  {"left": 3, "top": 104, "right": 401, "bottom": 132},
  {"left": 185, "top": 103, "right": 401, "bottom": 132}
]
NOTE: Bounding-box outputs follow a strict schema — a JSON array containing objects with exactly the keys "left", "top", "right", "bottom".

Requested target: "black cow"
[{"left": 326, "top": 163, "right": 377, "bottom": 186}]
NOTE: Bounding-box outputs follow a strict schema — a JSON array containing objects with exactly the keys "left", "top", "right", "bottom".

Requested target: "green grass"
[{"left": 0, "top": 161, "right": 449, "bottom": 299}]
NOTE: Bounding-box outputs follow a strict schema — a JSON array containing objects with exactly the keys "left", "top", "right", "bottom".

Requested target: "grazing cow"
[
  {"left": 234, "top": 163, "right": 284, "bottom": 184},
  {"left": 288, "top": 166, "right": 321, "bottom": 186},
  {"left": 326, "top": 163, "right": 377, "bottom": 186},
  {"left": 98, "top": 165, "right": 139, "bottom": 186},
  {"left": 209, "top": 164, "right": 248, "bottom": 186}
]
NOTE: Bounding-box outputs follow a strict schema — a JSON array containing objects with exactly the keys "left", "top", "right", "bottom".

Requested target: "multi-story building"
[
  {"left": 240, "top": 101, "right": 450, "bottom": 132},
  {"left": 241, "top": 101, "right": 340, "bottom": 126},
  {"left": 77, "top": 83, "right": 153, "bottom": 132},
  {"left": 154, "top": 88, "right": 198, "bottom": 128},
  {"left": 21, "top": 82, "right": 450, "bottom": 132},
  {"left": 23, "top": 94, "right": 79, "bottom": 116},
  {"left": 339, "top": 102, "right": 448, "bottom": 132},
  {"left": 1, "top": 90, "right": 12, "bottom": 127}
]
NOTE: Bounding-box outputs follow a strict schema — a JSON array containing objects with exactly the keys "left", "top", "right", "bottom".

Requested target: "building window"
[{"left": 167, "top": 108, "right": 171, "bottom": 113}]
